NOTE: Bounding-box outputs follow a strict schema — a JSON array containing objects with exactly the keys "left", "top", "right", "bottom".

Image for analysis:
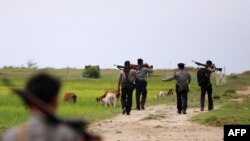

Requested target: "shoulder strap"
[
  {"left": 18, "top": 124, "right": 27, "bottom": 141},
  {"left": 124, "top": 68, "right": 130, "bottom": 82}
]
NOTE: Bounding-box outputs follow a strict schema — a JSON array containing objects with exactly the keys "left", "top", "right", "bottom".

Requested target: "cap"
[
  {"left": 206, "top": 60, "right": 213, "bottom": 66},
  {"left": 178, "top": 63, "right": 185, "bottom": 69}
]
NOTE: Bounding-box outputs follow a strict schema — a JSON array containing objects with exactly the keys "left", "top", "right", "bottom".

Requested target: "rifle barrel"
[{"left": 192, "top": 60, "right": 222, "bottom": 72}]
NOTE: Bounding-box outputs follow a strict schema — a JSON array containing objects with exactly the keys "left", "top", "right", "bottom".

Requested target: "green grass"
[
  {"left": 0, "top": 68, "right": 250, "bottom": 133},
  {"left": 190, "top": 98, "right": 250, "bottom": 126}
]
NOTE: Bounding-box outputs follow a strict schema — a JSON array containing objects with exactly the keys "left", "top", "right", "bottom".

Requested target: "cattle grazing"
[
  {"left": 154, "top": 91, "right": 166, "bottom": 99},
  {"left": 64, "top": 93, "right": 77, "bottom": 103},
  {"left": 96, "top": 90, "right": 120, "bottom": 107},
  {"left": 155, "top": 89, "right": 174, "bottom": 99},
  {"left": 167, "top": 89, "right": 174, "bottom": 95}
]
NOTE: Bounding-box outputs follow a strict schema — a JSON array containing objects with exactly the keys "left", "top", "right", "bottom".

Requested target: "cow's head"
[
  {"left": 72, "top": 94, "right": 77, "bottom": 103},
  {"left": 96, "top": 97, "right": 101, "bottom": 102},
  {"left": 116, "top": 91, "right": 121, "bottom": 99}
]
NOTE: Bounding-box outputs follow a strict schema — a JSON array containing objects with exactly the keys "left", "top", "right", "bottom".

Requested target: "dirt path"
[
  {"left": 89, "top": 105, "right": 223, "bottom": 141},
  {"left": 89, "top": 87, "right": 250, "bottom": 141}
]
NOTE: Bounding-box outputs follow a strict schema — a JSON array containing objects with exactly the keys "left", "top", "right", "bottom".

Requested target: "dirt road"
[{"left": 89, "top": 105, "right": 223, "bottom": 141}]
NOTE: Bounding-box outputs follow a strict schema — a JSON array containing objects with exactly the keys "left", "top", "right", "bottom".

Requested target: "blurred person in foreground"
[{"left": 2, "top": 73, "right": 83, "bottom": 141}]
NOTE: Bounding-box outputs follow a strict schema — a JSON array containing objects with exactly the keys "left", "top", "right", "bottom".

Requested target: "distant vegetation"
[{"left": 82, "top": 65, "right": 100, "bottom": 78}]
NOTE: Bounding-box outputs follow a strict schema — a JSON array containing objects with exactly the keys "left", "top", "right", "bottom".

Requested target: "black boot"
[
  {"left": 208, "top": 106, "right": 214, "bottom": 111},
  {"left": 141, "top": 105, "right": 145, "bottom": 110},
  {"left": 182, "top": 110, "right": 187, "bottom": 114},
  {"left": 122, "top": 108, "right": 126, "bottom": 115},
  {"left": 200, "top": 106, "right": 204, "bottom": 111}
]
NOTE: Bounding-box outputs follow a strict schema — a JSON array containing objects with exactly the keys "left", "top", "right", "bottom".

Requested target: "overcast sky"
[{"left": 0, "top": 0, "right": 249, "bottom": 73}]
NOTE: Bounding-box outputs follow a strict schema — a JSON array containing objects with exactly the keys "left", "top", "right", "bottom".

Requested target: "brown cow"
[{"left": 64, "top": 92, "right": 77, "bottom": 103}]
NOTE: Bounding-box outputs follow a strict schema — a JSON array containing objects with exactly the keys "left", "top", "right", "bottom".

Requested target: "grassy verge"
[
  {"left": 190, "top": 74, "right": 250, "bottom": 127},
  {"left": 190, "top": 98, "right": 250, "bottom": 126}
]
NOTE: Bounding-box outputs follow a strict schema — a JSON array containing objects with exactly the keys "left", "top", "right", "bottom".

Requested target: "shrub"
[
  {"left": 229, "top": 74, "right": 238, "bottom": 79},
  {"left": 82, "top": 67, "right": 100, "bottom": 78},
  {"left": 224, "top": 89, "right": 236, "bottom": 94},
  {"left": 213, "top": 95, "right": 221, "bottom": 100}
]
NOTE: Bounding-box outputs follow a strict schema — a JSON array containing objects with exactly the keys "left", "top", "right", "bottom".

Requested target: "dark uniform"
[
  {"left": 2, "top": 112, "right": 80, "bottom": 141},
  {"left": 200, "top": 60, "right": 216, "bottom": 111},
  {"left": 135, "top": 66, "right": 153, "bottom": 110},
  {"left": 118, "top": 61, "right": 137, "bottom": 115},
  {"left": 162, "top": 63, "right": 191, "bottom": 114}
]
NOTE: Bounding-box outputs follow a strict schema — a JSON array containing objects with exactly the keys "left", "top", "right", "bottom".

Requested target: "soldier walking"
[
  {"left": 135, "top": 58, "right": 153, "bottom": 110},
  {"left": 118, "top": 61, "right": 137, "bottom": 115},
  {"left": 162, "top": 63, "right": 191, "bottom": 114}
]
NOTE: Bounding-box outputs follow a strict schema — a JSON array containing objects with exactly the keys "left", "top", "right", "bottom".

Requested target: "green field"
[{"left": 0, "top": 68, "right": 250, "bottom": 134}]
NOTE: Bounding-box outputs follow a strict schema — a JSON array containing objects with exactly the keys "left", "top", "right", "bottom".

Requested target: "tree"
[{"left": 82, "top": 66, "right": 100, "bottom": 78}]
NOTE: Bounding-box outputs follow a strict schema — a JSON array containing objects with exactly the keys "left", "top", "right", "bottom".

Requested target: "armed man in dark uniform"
[
  {"left": 199, "top": 60, "right": 216, "bottom": 111},
  {"left": 162, "top": 63, "right": 191, "bottom": 114},
  {"left": 135, "top": 58, "right": 153, "bottom": 110},
  {"left": 118, "top": 61, "right": 138, "bottom": 115}
]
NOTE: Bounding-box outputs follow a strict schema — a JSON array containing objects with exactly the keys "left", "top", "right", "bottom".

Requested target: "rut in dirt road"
[{"left": 89, "top": 105, "right": 223, "bottom": 141}]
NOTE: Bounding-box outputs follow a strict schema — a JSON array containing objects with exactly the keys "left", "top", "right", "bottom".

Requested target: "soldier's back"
[{"left": 2, "top": 112, "right": 80, "bottom": 141}]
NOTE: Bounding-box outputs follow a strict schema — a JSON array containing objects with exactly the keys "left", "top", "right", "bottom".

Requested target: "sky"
[{"left": 0, "top": 0, "right": 250, "bottom": 74}]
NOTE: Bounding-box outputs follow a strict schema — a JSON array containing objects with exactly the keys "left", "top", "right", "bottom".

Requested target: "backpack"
[{"left": 197, "top": 68, "right": 210, "bottom": 86}]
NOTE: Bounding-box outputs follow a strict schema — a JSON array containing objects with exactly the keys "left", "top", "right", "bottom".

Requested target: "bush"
[
  {"left": 224, "top": 89, "right": 236, "bottom": 94},
  {"left": 82, "top": 67, "right": 100, "bottom": 78},
  {"left": 213, "top": 95, "right": 221, "bottom": 100},
  {"left": 229, "top": 74, "right": 239, "bottom": 79}
]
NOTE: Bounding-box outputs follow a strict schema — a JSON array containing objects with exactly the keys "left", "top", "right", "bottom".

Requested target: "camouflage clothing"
[
  {"left": 2, "top": 112, "right": 81, "bottom": 141},
  {"left": 119, "top": 69, "right": 137, "bottom": 82},
  {"left": 163, "top": 69, "right": 191, "bottom": 91}
]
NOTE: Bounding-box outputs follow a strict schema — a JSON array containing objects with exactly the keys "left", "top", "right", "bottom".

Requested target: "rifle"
[
  {"left": 114, "top": 64, "right": 153, "bottom": 70},
  {"left": 114, "top": 64, "right": 137, "bottom": 70},
  {"left": 1, "top": 76, "right": 102, "bottom": 141},
  {"left": 192, "top": 60, "right": 222, "bottom": 71}
]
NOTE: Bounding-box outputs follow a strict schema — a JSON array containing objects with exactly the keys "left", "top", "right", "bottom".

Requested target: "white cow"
[
  {"left": 155, "top": 91, "right": 166, "bottom": 99},
  {"left": 96, "top": 91, "right": 119, "bottom": 107}
]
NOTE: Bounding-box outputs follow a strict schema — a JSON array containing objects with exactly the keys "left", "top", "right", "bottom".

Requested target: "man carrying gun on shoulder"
[
  {"left": 117, "top": 61, "right": 138, "bottom": 115},
  {"left": 135, "top": 58, "right": 153, "bottom": 110},
  {"left": 193, "top": 60, "right": 222, "bottom": 111}
]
